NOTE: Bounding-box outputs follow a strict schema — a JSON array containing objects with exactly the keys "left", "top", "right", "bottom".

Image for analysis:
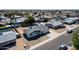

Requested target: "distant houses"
[{"left": 24, "top": 25, "right": 49, "bottom": 39}]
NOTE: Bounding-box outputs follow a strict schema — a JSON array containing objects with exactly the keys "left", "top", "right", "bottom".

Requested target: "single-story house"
[
  {"left": 0, "top": 16, "right": 11, "bottom": 26},
  {"left": 11, "top": 15, "right": 21, "bottom": 19},
  {"left": 64, "top": 18, "right": 76, "bottom": 25},
  {"left": 11, "top": 17, "right": 27, "bottom": 24},
  {"left": 0, "top": 17, "right": 6, "bottom": 26},
  {"left": 46, "top": 20, "right": 65, "bottom": 29},
  {"left": 24, "top": 25, "right": 49, "bottom": 39},
  {"left": 34, "top": 17, "right": 44, "bottom": 23},
  {"left": 74, "top": 17, "right": 79, "bottom": 23},
  {"left": 44, "top": 15, "right": 52, "bottom": 19},
  {"left": 0, "top": 29, "right": 17, "bottom": 47},
  {"left": 5, "top": 17, "right": 11, "bottom": 24},
  {"left": 53, "top": 16, "right": 64, "bottom": 20}
]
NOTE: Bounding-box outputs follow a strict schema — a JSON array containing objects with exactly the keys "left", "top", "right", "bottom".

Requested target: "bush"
[
  {"left": 66, "top": 14, "right": 70, "bottom": 17},
  {"left": 43, "top": 18, "right": 48, "bottom": 22},
  {"left": 71, "top": 32, "right": 79, "bottom": 50}
]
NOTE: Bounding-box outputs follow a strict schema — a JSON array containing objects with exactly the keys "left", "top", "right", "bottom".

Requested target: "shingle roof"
[
  {"left": 52, "top": 21, "right": 62, "bottom": 26},
  {"left": 49, "top": 19, "right": 63, "bottom": 26},
  {"left": 0, "top": 31, "right": 16, "bottom": 44},
  {"left": 65, "top": 18, "right": 75, "bottom": 23},
  {"left": 26, "top": 25, "right": 49, "bottom": 36}
]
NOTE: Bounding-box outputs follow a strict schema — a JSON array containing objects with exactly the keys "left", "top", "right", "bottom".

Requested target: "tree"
[
  {"left": 28, "top": 16, "right": 35, "bottom": 24},
  {"left": 71, "top": 32, "right": 79, "bottom": 50},
  {"left": 43, "top": 18, "right": 48, "bottom": 22},
  {"left": 66, "top": 14, "right": 70, "bottom": 17},
  {"left": 4, "top": 13, "right": 12, "bottom": 18},
  {"left": 21, "top": 16, "right": 35, "bottom": 27},
  {"left": 21, "top": 19, "right": 28, "bottom": 27},
  {"left": 34, "top": 12, "right": 37, "bottom": 15},
  {"left": 4, "top": 14, "right": 8, "bottom": 17}
]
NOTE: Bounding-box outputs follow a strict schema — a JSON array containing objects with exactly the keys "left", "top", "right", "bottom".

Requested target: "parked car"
[
  {"left": 67, "top": 28, "right": 73, "bottom": 34},
  {"left": 67, "top": 29, "right": 73, "bottom": 33},
  {"left": 59, "top": 44, "right": 68, "bottom": 50}
]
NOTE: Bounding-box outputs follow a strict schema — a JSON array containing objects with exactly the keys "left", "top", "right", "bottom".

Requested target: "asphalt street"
[{"left": 33, "top": 32, "right": 72, "bottom": 50}]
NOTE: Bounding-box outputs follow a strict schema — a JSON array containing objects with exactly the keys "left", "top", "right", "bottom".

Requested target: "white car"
[{"left": 59, "top": 44, "right": 68, "bottom": 50}]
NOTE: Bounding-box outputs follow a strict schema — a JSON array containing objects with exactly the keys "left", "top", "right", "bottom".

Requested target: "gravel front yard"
[
  {"left": 26, "top": 35, "right": 49, "bottom": 47},
  {"left": 50, "top": 28, "right": 66, "bottom": 33}
]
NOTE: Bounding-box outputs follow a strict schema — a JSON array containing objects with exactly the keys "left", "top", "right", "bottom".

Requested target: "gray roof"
[
  {"left": 65, "top": 18, "right": 75, "bottom": 23},
  {"left": 52, "top": 21, "right": 62, "bottom": 26},
  {"left": 0, "top": 31, "right": 16, "bottom": 44},
  {"left": 25, "top": 25, "right": 49, "bottom": 35},
  {"left": 50, "top": 19, "right": 64, "bottom": 22},
  {"left": 48, "top": 19, "right": 63, "bottom": 26},
  {"left": 11, "top": 17, "right": 26, "bottom": 23}
]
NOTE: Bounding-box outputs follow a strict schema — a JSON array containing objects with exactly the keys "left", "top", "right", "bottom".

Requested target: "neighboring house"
[
  {"left": 44, "top": 15, "right": 52, "bottom": 19},
  {"left": 11, "top": 17, "right": 27, "bottom": 24},
  {"left": 64, "top": 18, "right": 76, "bottom": 25},
  {"left": 5, "top": 17, "right": 11, "bottom": 24},
  {"left": 0, "top": 29, "right": 16, "bottom": 47},
  {"left": 74, "top": 17, "right": 79, "bottom": 23},
  {"left": 46, "top": 20, "right": 65, "bottom": 29},
  {"left": 0, "top": 16, "right": 11, "bottom": 26},
  {"left": 34, "top": 17, "right": 44, "bottom": 23},
  {"left": 0, "top": 17, "right": 6, "bottom": 26},
  {"left": 24, "top": 25, "right": 49, "bottom": 39},
  {"left": 53, "top": 16, "right": 64, "bottom": 20}
]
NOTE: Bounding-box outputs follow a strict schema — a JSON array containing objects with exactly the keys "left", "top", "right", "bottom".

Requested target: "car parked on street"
[{"left": 58, "top": 44, "right": 68, "bottom": 50}]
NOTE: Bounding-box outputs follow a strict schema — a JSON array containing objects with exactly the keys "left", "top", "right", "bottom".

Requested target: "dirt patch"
[
  {"left": 50, "top": 28, "right": 66, "bottom": 33},
  {"left": 26, "top": 35, "right": 49, "bottom": 47}
]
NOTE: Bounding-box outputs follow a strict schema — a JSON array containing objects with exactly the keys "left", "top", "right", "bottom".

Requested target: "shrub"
[{"left": 72, "top": 32, "right": 79, "bottom": 50}]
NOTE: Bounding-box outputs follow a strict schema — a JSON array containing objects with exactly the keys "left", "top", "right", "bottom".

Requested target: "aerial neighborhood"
[{"left": 0, "top": 10, "right": 79, "bottom": 50}]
